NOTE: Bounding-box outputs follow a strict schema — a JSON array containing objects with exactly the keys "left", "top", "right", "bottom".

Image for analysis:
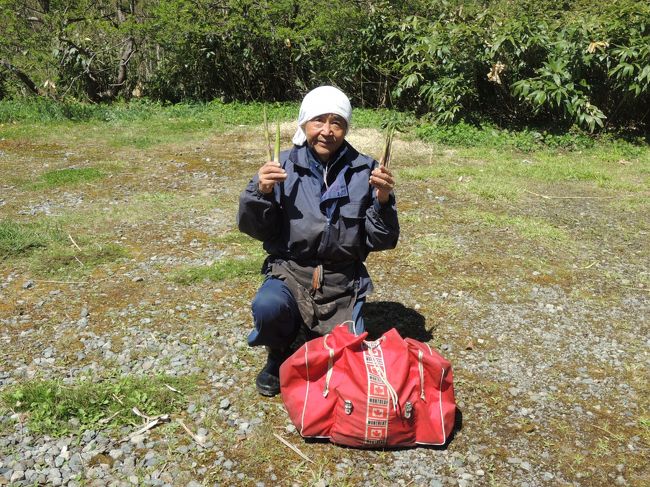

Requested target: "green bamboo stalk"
[
  {"left": 263, "top": 106, "right": 272, "bottom": 161},
  {"left": 379, "top": 126, "right": 395, "bottom": 168},
  {"left": 274, "top": 119, "right": 281, "bottom": 163}
]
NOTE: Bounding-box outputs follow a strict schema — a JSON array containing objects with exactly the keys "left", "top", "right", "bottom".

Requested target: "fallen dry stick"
[
  {"left": 272, "top": 433, "right": 314, "bottom": 464},
  {"left": 98, "top": 411, "right": 121, "bottom": 425},
  {"left": 120, "top": 414, "right": 170, "bottom": 443},
  {"left": 164, "top": 384, "right": 182, "bottom": 394},
  {"left": 68, "top": 234, "right": 82, "bottom": 251},
  {"left": 176, "top": 419, "right": 206, "bottom": 448},
  {"left": 524, "top": 189, "right": 615, "bottom": 200},
  {"left": 132, "top": 407, "right": 152, "bottom": 421}
]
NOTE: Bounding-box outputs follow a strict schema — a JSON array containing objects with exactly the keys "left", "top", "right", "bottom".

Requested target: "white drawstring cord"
[
  {"left": 418, "top": 350, "right": 426, "bottom": 401},
  {"left": 340, "top": 320, "right": 357, "bottom": 336},
  {"left": 366, "top": 344, "right": 399, "bottom": 412},
  {"left": 323, "top": 335, "right": 334, "bottom": 397}
]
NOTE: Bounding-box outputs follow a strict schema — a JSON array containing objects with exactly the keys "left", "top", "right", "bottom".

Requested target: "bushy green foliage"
[
  {"left": 414, "top": 122, "right": 597, "bottom": 151},
  {"left": 389, "top": 0, "right": 650, "bottom": 130},
  {"left": 1, "top": 0, "right": 648, "bottom": 130}
]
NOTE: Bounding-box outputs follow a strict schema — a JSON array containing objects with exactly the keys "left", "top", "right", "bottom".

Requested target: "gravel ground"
[{"left": 1, "top": 128, "right": 648, "bottom": 486}]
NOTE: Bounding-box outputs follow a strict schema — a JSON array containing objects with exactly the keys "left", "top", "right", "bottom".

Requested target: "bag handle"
[{"left": 322, "top": 334, "right": 335, "bottom": 397}]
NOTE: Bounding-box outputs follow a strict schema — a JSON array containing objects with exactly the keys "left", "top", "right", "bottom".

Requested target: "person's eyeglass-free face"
[{"left": 304, "top": 113, "right": 347, "bottom": 163}]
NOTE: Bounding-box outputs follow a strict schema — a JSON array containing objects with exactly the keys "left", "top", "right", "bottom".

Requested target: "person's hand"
[
  {"left": 258, "top": 160, "right": 287, "bottom": 194},
  {"left": 369, "top": 166, "right": 395, "bottom": 204}
]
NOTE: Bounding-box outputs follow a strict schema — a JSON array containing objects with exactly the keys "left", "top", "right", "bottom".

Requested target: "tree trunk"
[
  {"left": 97, "top": 3, "right": 136, "bottom": 101},
  {"left": 0, "top": 60, "right": 40, "bottom": 95},
  {"left": 100, "top": 36, "right": 135, "bottom": 100}
]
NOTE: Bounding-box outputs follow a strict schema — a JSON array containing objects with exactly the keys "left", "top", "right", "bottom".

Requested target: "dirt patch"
[{"left": 1, "top": 122, "right": 648, "bottom": 486}]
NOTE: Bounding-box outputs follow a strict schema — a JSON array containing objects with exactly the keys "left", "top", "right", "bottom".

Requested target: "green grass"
[
  {"left": 410, "top": 233, "right": 458, "bottom": 255},
  {"left": 454, "top": 176, "right": 523, "bottom": 201},
  {"left": 31, "top": 242, "right": 128, "bottom": 276},
  {"left": 0, "top": 220, "right": 66, "bottom": 258},
  {"left": 0, "top": 219, "right": 124, "bottom": 275},
  {"left": 210, "top": 230, "right": 264, "bottom": 252},
  {"left": 171, "top": 256, "right": 262, "bottom": 284},
  {"left": 462, "top": 209, "right": 569, "bottom": 242},
  {"left": 1, "top": 375, "right": 195, "bottom": 436},
  {"left": 31, "top": 167, "right": 105, "bottom": 189}
]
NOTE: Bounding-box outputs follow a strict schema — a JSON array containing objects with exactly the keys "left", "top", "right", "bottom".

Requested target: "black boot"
[{"left": 256, "top": 347, "right": 288, "bottom": 397}]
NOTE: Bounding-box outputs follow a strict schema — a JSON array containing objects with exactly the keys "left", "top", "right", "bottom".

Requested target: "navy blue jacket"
[{"left": 237, "top": 142, "right": 399, "bottom": 292}]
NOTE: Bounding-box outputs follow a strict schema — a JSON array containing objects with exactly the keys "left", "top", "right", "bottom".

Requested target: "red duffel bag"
[{"left": 280, "top": 323, "right": 456, "bottom": 447}]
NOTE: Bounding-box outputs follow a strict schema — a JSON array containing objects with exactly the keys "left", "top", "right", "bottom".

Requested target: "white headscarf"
[{"left": 291, "top": 86, "right": 352, "bottom": 146}]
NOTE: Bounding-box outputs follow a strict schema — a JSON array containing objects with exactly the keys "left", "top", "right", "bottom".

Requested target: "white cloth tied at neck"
[{"left": 292, "top": 86, "right": 352, "bottom": 146}]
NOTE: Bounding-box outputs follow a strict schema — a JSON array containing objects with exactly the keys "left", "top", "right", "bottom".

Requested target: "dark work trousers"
[{"left": 247, "top": 277, "right": 365, "bottom": 349}]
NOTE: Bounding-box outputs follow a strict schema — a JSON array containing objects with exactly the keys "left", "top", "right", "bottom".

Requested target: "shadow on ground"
[{"left": 363, "top": 301, "right": 432, "bottom": 341}]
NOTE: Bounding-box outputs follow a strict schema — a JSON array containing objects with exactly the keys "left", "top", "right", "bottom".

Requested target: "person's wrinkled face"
[{"left": 304, "top": 113, "right": 347, "bottom": 163}]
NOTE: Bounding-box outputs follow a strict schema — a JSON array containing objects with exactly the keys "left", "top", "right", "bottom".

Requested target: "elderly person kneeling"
[{"left": 237, "top": 86, "right": 399, "bottom": 396}]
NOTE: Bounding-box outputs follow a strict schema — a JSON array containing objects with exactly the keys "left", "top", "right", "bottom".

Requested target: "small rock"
[
  {"left": 10, "top": 471, "right": 26, "bottom": 483},
  {"left": 219, "top": 398, "right": 231, "bottom": 410},
  {"left": 23, "top": 280, "right": 34, "bottom": 289},
  {"left": 108, "top": 449, "right": 124, "bottom": 461},
  {"left": 223, "top": 460, "right": 234, "bottom": 470},
  {"left": 129, "top": 434, "right": 145, "bottom": 445},
  {"left": 132, "top": 276, "right": 144, "bottom": 282}
]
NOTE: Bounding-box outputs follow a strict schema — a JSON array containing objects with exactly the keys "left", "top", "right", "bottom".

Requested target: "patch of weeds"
[
  {"left": 399, "top": 163, "right": 478, "bottom": 181},
  {"left": 639, "top": 416, "right": 650, "bottom": 444},
  {"left": 520, "top": 156, "right": 612, "bottom": 184},
  {"left": 171, "top": 256, "right": 262, "bottom": 285},
  {"left": 210, "top": 230, "right": 264, "bottom": 256},
  {"left": 410, "top": 233, "right": 458, "bottom": 256},
  {"left": 135, "top": 191, "right": 177, "bottom": 203},
  {"left": 414, "top": 122, "right": 596, "bottom": 152},
  {"left": 461, "top": 208, "right": 569, "bottom": 242},
  {"left": 31, "top": 242, "right": 128, "bottom": 276},
  {"left": 31, "top": 167, "right": 104, "bottom": 189},
  {"left": 0, "top": 219, "right": 65, "bottom": 258},
  {"left": 454, "top": 176, "right": 522, "bottom": 201},
  {"left": 1, "top": 375, "right": 195, "bottom": 436}
]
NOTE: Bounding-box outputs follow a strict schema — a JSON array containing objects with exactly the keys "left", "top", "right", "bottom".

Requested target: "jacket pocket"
[{"left": 339, "top": 202, "right": 365, "bottom": 222}]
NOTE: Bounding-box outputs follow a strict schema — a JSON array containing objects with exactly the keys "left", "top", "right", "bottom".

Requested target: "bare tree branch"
[{"left": 0, "top": 60, "right": 39, "bottom": 94}]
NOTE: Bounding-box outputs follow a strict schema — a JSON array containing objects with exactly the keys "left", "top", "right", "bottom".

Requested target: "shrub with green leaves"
[
  {"left": 1, "top": 0, "right": 648, "bottom": 131},
  {"left": 389, "top": 0, "right": 650, "bottom": 131}
]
